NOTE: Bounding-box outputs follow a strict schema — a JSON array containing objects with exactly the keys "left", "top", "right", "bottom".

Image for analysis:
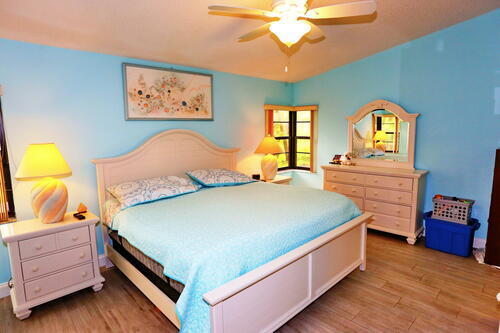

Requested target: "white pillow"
[
  {"left": 186, "top": 168, "right": 255, "bottom": 187},
  {"left": 107, "top": 175, "right": 201, "bottom": 209}
]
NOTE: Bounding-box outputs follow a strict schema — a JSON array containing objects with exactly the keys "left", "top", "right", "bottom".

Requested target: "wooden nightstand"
[
  {"left": 263, "top": 175, "right": 292, "bottom": 185},
  {"left": 0, "top": 211, "right": 105, "bottom": 319}
]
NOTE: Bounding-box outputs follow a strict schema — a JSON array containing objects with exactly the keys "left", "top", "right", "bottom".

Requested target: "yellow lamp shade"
[
  {"left": 255, "top": 135, "right": 284, "bottom": 155},
  {"left": 373, "top": 131, "right": 388, "bottom": 141},
  {"left": 15, "top": 143, "right": 71, "bottom": 224},
  {"left": 15, "top": 143, "right": 72, "bottom": 180}
]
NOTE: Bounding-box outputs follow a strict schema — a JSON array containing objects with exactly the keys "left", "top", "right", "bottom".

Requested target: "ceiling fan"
[{"left": 209, "top": 0, "right": 377, "bottom": 47}]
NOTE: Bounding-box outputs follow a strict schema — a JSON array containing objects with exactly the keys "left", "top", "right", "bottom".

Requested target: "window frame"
[{"left": 264, "top": 104, "right": 318, "bottom": 173}]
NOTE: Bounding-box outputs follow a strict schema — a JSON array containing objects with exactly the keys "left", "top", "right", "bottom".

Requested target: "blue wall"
[
  {"left": 0, "top": 39, "right": 292, "bottom": 283},
  {"left": 0, "top": 10, "right": 498, "bottom": 284},
  {"left": 292, "top": 10, "right": 500, "bottom": 240}
]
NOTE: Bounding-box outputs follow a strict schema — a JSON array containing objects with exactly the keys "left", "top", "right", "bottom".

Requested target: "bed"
[{"left": 93, "top": 129, "right": 372, "bottom": 332}]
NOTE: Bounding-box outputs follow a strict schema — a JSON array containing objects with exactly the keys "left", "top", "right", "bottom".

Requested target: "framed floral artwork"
[{"left": 123, "top": 63, "right": 213, "bottom": 120}]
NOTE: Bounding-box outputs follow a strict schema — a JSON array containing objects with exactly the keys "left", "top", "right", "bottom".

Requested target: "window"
[
  {"left": 265, "top": 105, "right": 317, "bottom": 172},
  {"left": 0, "top": 96, "right": 15, "bottom": 223}
]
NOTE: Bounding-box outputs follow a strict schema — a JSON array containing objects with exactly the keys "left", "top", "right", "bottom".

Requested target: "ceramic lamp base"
[
  {"left": 31, "top": 177, "right": 68, "bottom": 224},
  {"left": 261, "top": 153, "right": 278, "bottom": 180}
]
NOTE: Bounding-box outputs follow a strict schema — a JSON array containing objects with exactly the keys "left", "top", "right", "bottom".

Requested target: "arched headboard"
[{"left": 92, "top": 129, "right": 239, "bottom": 218}]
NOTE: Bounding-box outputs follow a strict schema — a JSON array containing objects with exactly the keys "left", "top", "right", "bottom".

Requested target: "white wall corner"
[
  {"left": 473, "top": 237, "right": 486, "bottom": 249},
  {"left": 0, "top": 282, "right": 10, "bottom": 299},
  {"left": 99, "top": 254, "right": 114, "bottom": 268}
]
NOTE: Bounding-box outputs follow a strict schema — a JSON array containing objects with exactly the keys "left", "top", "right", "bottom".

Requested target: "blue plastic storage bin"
[{"left": 424, "top": 212, "right": 480, "bottom": 257}]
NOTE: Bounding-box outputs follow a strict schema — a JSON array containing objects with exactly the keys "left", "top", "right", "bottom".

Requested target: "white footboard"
[{"left": 203, "top": 213, "right": 371, "bottom": 333}]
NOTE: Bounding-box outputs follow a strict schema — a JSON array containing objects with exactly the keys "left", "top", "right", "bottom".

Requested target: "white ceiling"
[{"left": 0, "top": 0, "right": 497, "bottom": 82}]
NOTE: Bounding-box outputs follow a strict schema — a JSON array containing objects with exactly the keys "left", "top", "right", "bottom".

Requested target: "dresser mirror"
[{"left": 347, "top": 100, "right": 419, "bottom": 169}]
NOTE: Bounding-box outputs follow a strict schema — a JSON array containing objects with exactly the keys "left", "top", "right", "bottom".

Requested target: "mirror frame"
[{"left": 346, "top": 99, "right": 419, "bottom": 170}]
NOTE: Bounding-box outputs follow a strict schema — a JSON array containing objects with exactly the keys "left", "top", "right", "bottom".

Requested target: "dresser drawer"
[
  {"left": 22, "top": 245, "right": 92, "bottom": 281},
  {"left": 325, "top": 182, "right": 364, "bottom": 198},
  {"left": 370, "top": 213, "right": 410, "bottom": 232},
  {"left": 365, "top": 187, "right": 413, "bottom": 205},
  {"left": 24, "top": 263, "right": 94, "bottom": 301},
  {"left": 325, "top": 171, "right": 365, "bottom": 185},
  {"left": 365, "top": 200, "right": 411, "bottom": 219},
  {"left": 347, "top": 196, "right": 364, "bottom": 210},
  {"left": 365, "top": 175, "right": 413, "bottom": 191},
  {"left": 57, "top": 226, "right": 90, "bottom": 250},
  {"left": 19, "top": 234, "right": 57, "bottom": 260}
]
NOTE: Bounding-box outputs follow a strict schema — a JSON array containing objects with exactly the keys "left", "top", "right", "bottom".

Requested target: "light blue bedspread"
[{"left": 110, "top": 182, "right": 360, "bottom": 332}]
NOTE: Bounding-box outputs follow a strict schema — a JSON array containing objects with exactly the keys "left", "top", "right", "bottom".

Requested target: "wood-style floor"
[{"left": 1, "top": 231, "right": 499, "bottom": 332}]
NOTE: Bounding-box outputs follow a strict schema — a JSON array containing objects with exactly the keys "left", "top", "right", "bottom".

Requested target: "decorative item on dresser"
[
  {"left": 324, "top": 99, "right": 428, "bottom": 244},
  {"left": 0, "top": 211, "right": 105, "bottom": 319}
]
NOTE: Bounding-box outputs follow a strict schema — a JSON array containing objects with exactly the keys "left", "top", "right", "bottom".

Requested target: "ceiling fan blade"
[
  {"left": 209, "top": 5, "right": 278, "bottom": 18},
  {"left": 238, "top": 23, "right": 272, "bottom": 41},
  {"left": 305, "top": 0, "right": 376, "bottom": 19},
  {"left": 304, "top": 21, "right": 324, "bottom": 40}
]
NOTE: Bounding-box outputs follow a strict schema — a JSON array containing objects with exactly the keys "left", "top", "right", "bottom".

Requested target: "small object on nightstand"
[
  {"left": 0, "top": 211, "right": 105, "bottom": 320},
  {"left": 263, "top": 175, "right": 292, "bottom": 185},
  {"left": 77, "top": 203, "right": 88, "bottom": 213},
  {"left": 252, "top": 174, "right": 261, "bottom": 181}
]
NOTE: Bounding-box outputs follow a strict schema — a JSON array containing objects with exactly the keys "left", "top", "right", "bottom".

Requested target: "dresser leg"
[
  {"left": 15, "top": 309, "right": 31, "bottom": 320},
  {"left": 406, "top": 237, "right": 416, "bottom": 245},
  {"left": 92, "top": 283, "right": 104, "bottom": 292}
]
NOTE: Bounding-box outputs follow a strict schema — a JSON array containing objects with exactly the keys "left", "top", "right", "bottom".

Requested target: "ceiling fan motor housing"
[{"left": 271, "top": 0, "right": 308, "bottom": 17}]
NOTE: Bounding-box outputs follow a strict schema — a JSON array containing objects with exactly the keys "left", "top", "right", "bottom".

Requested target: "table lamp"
[
  {"left": 255, "top": 135, "right": 284, "bottom": 180},
  {"left": 15, "top": 143, "right": 72, "bottom": 224},
  {"left": 373, "top": 131, "right": 388, "bottom": 151}
]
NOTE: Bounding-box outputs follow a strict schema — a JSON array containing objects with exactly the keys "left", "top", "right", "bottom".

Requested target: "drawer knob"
[
  {"left": 35, "top": 245, "right": 42, "bottom": 251},
  {"left": 374, "top": 192, "right": 378, "bottom": 196},
  {"left": 32, "top": 266, "right": 39, "bottom": 273},
  {"left": 398, "top": 183, "right": 403, "bottom": 186},
  {"left": 396, "top": 223, "right": 400, "bottom": 227},
  {"left": 72, "top": 236, "right": 79, "bottom": 241},
  {"left": 332, "top": 186, "right": 337, "bottom": 190},
  {"left": 34, "top": 287, "right": 41, "bottom": 293},
  {"left": 79, "top": 253, "right": 85, "bottom": 259},
  {"left": 352, "top": 177, "right": 357, "bottom": 181},
  {"left": 396, "top": 210, "right": 401, "bottom": 213},
  {"left": 374, "top": 180, "right": 378, "bottom": 183},
  {"left": 81, "top": 271, "right": 88, "bottom": 278},
  {"left": 397, "top": 196, "right": 402, "bottom": 199},
  {"left": 352, "top": 189, "right": 357, "bottom": 193},
  {"left": 332, "top": 175, "right": 337, "bottom": 178}
]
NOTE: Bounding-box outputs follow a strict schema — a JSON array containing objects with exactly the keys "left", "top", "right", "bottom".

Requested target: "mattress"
[{"left": 108, "top": 229, "right": 185, "bottom": 294}]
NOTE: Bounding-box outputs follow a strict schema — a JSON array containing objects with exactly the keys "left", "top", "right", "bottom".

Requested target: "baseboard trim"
[
  {"left": 473, "top": 237, "right": 486, "bottom": 249},
  {"left": 0, "top": 282, "right": 9, "bottom": 299},
  {"left": 99, "top": 254, "right": 114, "bottom": 268}
]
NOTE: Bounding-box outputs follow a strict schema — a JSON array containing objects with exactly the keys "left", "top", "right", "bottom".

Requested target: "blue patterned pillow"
[
  {"left": 107, "top": 175, "right": 201, "bottom": 209},
  {"left": 186, "top": 168, "right": 256, "bottom": 187}
]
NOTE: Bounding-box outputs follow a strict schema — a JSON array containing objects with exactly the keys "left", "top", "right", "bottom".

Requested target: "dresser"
[
  {"left": 0, "top": 211, "right": 105, "bottom": 319},
  {"left": 322, "top": 164, "right": 428, "bottom": 244}
]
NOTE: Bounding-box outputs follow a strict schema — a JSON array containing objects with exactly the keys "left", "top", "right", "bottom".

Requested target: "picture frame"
[{"left": 122, "top": 63, "right": 213, "bottom": 121}]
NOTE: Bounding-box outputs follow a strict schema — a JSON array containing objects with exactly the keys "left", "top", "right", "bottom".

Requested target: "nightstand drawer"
[
  {"left": 325, "top": 171, "right": 365, "bottom": 185},
  {"left": 19, "top": 234, "right": 57, "bottom": 260},
  {"left": 57, "top": 226, "right": 90, "bottom": 249},
  {"left": 365, "top": 200, "right": 411, "bottom": 219},
  {"left": 365, "top": 175, "right": 413, "bottom": 191},
  {"left": 24, "top": 263, "right": 94, "bottom": 301},
  {"left": 325, "top": 182, "right": 364, "bottom": 198},
  {"left": 22, "top": 245, "right": 92, "bottom": 280}
]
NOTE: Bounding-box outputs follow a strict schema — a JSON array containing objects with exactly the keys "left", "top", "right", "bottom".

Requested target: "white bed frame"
[{"left": 93, "top": 129, "right": 372, "bottom": 332}]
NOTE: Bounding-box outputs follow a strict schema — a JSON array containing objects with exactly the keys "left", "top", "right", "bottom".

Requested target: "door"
[{"left": 484, "top": 149, "right": 500, "bottom": 265}]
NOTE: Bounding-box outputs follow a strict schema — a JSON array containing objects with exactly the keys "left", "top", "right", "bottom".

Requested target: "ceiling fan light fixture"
[{"left": 269, "top": 19, "right": 311, "bottom": 47}]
